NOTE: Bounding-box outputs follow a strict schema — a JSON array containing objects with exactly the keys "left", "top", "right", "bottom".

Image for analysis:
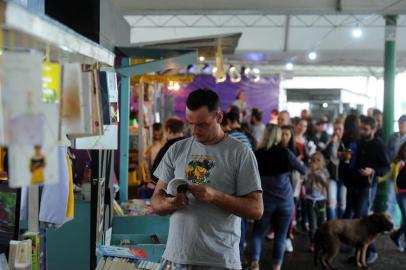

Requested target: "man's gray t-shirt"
[{"left": 154, "top": 135, "right": 262, "bottom": 269}]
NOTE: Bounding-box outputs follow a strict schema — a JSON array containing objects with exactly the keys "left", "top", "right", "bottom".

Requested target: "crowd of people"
[{"left": 137, "top": 89, "right": 406, "bottom": 270}]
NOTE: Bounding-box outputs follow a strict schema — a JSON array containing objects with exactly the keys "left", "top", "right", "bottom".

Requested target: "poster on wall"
[
  {"left": 42, "top": 62, "right": 61, "bottom": 104},
  {"left": 63, "top": 65, "right": 104, "bottom": 138},
  {"left": 8, "top": 104, "right": 59, "bottom": 187},
  {"left": 61, "top": 63, "right": 85, "bottom": 136},
  {"left": 0, "top": 52, "right": 44, "bottom": 146}
]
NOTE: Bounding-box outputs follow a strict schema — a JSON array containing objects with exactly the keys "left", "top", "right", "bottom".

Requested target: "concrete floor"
[{"left": 243, "top": 230, "right": 406, "bottom": 270}]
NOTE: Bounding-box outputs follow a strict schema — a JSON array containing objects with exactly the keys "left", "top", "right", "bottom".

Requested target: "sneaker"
[
  {"left": 250, "top": 261, "right": 260, "bottom": 270},
  {"left": 366, "top": 252, "right": 378, "bottom": 264},
  {"left": 390, "top": 233, "right": 405, "bottom": 252},
  {"left": 285, "top": 239, "right": 294, "bottom": 253}
]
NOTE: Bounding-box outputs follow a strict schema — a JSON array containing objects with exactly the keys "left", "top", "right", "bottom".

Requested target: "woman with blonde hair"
[{"left": 250, "top": 124, "right": 307, "bottom": 270}]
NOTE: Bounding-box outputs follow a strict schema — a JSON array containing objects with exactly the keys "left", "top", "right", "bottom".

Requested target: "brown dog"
[{"left": 314, "top": 213, "right": 393, "bottom": 269}]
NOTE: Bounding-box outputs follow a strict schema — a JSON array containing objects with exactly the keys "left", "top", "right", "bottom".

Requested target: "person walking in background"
[
  {"left": 304, "top": 152, "right": 329, "bottom": 252},
  {"left": 342, "top": 116, "right": 389, "bottom": 264},
  {"left": 251, "top": 108, "right": 266, "bottom": 143},
  {"left": 277, "top": 110, "right": 291, "bottom": 127},
  {"left": 385, "top": 115, "right": 406, "bottom": 221},
  {"left": 280, "top": 125, "right": 298, "bottom": 253},
  {"left": 250, "top": 124, "right": 307, "bottom": 270},
  {"left": 379, "top": 141, "right": 406, "bottom": 252},
  {"left": 373, "top": 109, "right": 384, "bottom": 140},
  {"left": 232, "top": 90, "right": 248, "bottom": 123},
  {"left": 294, "top": 118, "right": 311, "bottom": 231},
  {"left": 323, "top": 120, "right": 347, "bottom": 219},
  {"left": 138, "top": 117, "right": 186, "bottom": 199},
  {"left": 314, "top": 120, "right": 330, "bottom": 151}
]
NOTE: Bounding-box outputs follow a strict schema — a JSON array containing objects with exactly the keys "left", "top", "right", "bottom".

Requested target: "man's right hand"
[
  {"left": 166, "top": 193, "right": 188, "bottom": 211},
  {"left": 152, "top": 180, "right": 189, "bottom": 215}
]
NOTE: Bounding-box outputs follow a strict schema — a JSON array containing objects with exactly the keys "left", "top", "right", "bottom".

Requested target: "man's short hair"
[
  {"left": 226, "top": 110, "right": 240, "bottom": 124},
  {"left": 361, "top": 115, "right": 376, "bottom": 129},
  {"left": 251, "top": 108, "right": 263, "bottom": 121},
  {"left": 186, "top": 89, "right": 220, "bottom": 113},
  {"left": 164, "top": 117, "right": 184, "bottom": 134},
  {"left": 373, "top": 109, "right": 383, "bottom": 116},
  {"left": 152, "top": 122, "right": 163, "bottom": 132},
  {"left": 279, "top": 110, "right": 290, "bottom": 116}
]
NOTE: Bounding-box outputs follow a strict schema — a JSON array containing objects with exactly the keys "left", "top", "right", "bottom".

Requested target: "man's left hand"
[
  {"left": 359, "top": 167, "right": 374, "bottom": 177},
  {"left": 188, "top": 185, "right": 218, "bottom": 203}
]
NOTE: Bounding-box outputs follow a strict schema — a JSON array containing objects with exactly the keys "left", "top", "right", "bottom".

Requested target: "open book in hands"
[{"left": 165, "top": 178, "right": 189, "bottom": 196}]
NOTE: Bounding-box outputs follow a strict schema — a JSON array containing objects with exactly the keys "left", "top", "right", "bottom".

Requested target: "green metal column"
[
  {"left": 119, "top": 57, "right": 130, "bottom": 202},
  {"left": 383, "top": 15, "right": 398, "bottom": 140},
  {"left": 375, "top": 15, "right": 398, "bottom": 213}
]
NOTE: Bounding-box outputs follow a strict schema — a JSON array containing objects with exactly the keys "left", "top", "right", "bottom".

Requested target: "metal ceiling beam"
[
  {"left": 115, "top": 51, "right": 197, "bottom": 76},
  {"left": 116, "top": 47, "right": 195, "bottom": 58},
  {"left": 283, "top": 15, "right": 290, "bottom": 52}
]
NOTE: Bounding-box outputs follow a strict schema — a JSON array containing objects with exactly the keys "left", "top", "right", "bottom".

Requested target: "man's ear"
[{"left": 216, "top": 112, "right": 224, "bottom": 124}]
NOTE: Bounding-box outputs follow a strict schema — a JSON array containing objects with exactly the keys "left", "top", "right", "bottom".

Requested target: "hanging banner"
[
  {"left": 42, "top": 62, "right": 61, "bottom": 103},
  {"left": 0, "top": 51, "right": 59, "bottom": 187},
  {"left": 8, "top": 103, "right": 59, "bottom": 187},
  {"left": 0, "top": 51, "right": 43, "bottom": 145}
]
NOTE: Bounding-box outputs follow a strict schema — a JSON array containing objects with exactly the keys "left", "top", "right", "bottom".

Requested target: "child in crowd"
[
  {"left": 379, "top": 141, "right": 406, "bottom": 252},
  {"left": 304, "top": 152, "right": 329, "bottom": 252}
]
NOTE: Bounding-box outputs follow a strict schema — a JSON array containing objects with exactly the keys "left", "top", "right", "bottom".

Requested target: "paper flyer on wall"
[
  {"left": 61, "top": 63, "right": 85, "bottom": 135},
  {"left": 8, "top": 104, "right": 59, "bottom": 187},
  {"left": 0, "top": 52, "right": 44, "bottom": 146},
  {"left": 63, "top": 65, "right": 104, "bottom": 138},
  {"left": 106, "top": 71, "right": 118, "bottom": 103},
  {"left": 42, "top": 62, "right": 61, "bottom": 104}
]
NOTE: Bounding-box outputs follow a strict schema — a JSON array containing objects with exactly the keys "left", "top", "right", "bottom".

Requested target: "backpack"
[{"left": 396, "top": 163, "right": 406, "bottom": 193}]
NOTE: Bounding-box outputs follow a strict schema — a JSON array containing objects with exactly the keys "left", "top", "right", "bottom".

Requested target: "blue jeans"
[
  {"left": 305, "top": 199, "right": 327, "bottom": 243},
  {"left": 240, "top": 219, "right": 247, "bottom": 255},
  {"left": 251, "top": 197, "right": 294, "bottom": 266},
  {"left": 344, "top": 186, "right": 377, "bottom": 255},
  {"left": 386, "top": 181, "right": 398, "bottom": 221},
  {"left": 344, "top": 187, "right": 371, "bottom": 219},
  {"left": 392, "top": 193, "right": 406, "bottom": 242},
  {"left": 327, "top": 180, "right": 347, "bottom": 220}
]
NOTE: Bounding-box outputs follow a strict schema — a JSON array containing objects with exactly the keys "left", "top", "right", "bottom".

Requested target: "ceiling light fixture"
[
  {"left": 285, "top": 62, "right": 294, "bottom": 71},
  {"left": 352, "top": 26, "right": 363, "bottom": 38},
  {"left": 308, "top": 51, "right": 318, "bottom": 61},
  {"left": 229, "top": 65, "right": 241, "bottom": 83},
  {"left": 199, "top": 56, "right": 205, "bottom": 62}
]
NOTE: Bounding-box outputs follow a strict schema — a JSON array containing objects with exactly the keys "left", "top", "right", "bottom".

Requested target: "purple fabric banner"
[{"left": 171, "top": 74, "right": 279, "bottom": 123}]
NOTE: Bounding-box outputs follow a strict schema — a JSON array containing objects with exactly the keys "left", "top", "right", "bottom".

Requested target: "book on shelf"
[
  {"left": 21, "top": 232, "right": 40, "bottom": 270},
  {"left": 95, "top": 256, "right": 162, "bottom": 270},
  {"left": 96, "top": 245, "right": 148, "bottom": 260},
  {"left": 9, "top": 240, "right": 32, "bottom": 270}
]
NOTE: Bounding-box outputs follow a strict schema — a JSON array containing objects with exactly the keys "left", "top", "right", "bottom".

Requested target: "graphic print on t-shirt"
[{"left": 185, "top": 155, "right": 215, "bottom": 184}]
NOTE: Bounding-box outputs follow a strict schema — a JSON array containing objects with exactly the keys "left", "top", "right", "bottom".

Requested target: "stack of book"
[
  {"left": 8, "top": 240, "right": 32, "bottom": 270},
  {"left": 95, "top": 257, "right": 162, "bottom": 270},
  {"left": 8, "top": 232, "right": 45, "bottom": 270}
]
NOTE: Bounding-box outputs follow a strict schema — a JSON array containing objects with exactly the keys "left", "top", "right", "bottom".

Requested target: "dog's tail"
[{"left": 314, "top": 229, "right": 321, "bottom": 267}]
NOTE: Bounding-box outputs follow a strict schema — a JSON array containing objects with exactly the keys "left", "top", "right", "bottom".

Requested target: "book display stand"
[{"left": 0, "top": 2, "right": 197, "bottom": 269}]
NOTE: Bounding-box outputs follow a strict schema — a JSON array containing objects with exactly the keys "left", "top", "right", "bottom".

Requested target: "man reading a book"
[{"left": 152, "top": 89, "right": 263, "bottom": 270}]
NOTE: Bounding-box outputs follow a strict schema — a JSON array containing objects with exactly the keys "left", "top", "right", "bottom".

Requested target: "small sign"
[{"left": 42, "top": 62, "right": 61, "bottom": 103}]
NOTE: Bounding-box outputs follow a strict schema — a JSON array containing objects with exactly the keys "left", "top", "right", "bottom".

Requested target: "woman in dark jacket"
[{"left": 250, "top": 124, "right": 307, "bottom": 270}]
